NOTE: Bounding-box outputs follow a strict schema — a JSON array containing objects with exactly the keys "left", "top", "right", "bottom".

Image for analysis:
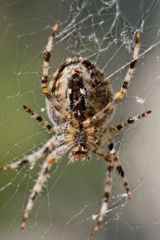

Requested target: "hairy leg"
[
  {"left": 114, "top": 31, "right": 141, "bottom": 102},
  {"left": 108, "top": 110, "right": 151, "bottom": 133},
  {"left": 91, "top": 142, "right": 131, "bottom": 235},
  {"left": 41, "top": 23, "right": 68, "bottom": 123},
  {"left": 41, "top": 22, "right": 60, "bottom": 96},
  {"left": 23, "top": 105, "right": 55, "bottom": 134},
  {"left": 0, "top": 136, "right": 56, "bottom": 171},
  {"left": 83, "top": 31, "right": 141, "bottom": 127},
  {"left": 105, "top": 136, "right": 131, "bottom": 198},
  {"left": 21, "top": 144, "right": 68, "bottom": 231},
  {"left": 91, "top": 149, "right": 114, "bottom": 235}
]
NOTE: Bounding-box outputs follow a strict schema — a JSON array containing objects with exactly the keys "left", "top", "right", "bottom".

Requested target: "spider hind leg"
[
  {"left": 0, "top": 137, "right": 56, "bottom": 171},
  {"left": 21, "top": 158, "right": 56, "bottom": 231},
  {"left": 91, "top": 152, "right": 114, "bottom": 236},
  {"left": 21, "top": 144, "right": 68, "bottom": 231}
]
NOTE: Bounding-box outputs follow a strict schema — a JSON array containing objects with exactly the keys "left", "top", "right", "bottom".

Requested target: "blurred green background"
[{"left": 0, "top": 0, "right": 160, "bottom": 239}]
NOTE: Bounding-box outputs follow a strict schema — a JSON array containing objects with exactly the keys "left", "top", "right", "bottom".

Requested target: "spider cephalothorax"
[{"left": 0, "top": 22, "right": 151, "bottom": 235}]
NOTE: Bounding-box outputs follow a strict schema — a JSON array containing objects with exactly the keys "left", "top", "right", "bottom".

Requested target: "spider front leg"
[
  {"left": 41, "top": 22, "right": 60, "bottom": 96},
  {"left": 114, "top": 31, "right": 141, "bottom": 102},
  {"left": 21, "top": 144, "right": 68, "bottom": 231},
  {"left": 40, "top": 23, "right": 68, "bottom": 122},
  {"left": 83, "top": 31, "right": 141, "bottom": 128}
]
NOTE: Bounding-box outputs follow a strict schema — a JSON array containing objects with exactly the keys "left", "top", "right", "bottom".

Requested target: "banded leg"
[
  {"left": 83, "top": 102, "right": 114, "bottom": 128},
  {"left": 106, "top": 137, "right": 131, "bottom": 198},
  {"left": 99, "top": 136, "right": 131, "bottom": 198},
  {"left": 21, "top": 144, "right": 68, "bottom": 231},
  {"left": 114, "top": 157, "right": 132, "bottom": 199},
  {"left": 83, "top": 31, "right": 141, "bottom": 127},
  {"left": 41, "top": 22, "right": 60, "bottom": 96},
  {"left": 109, "top": 110, "right": 151, "bottom": 134},
  {"left": 0, "top": 136, "right": 56, "bottom": 171},
  {"left": 92, "top": 145, "right": 131, "bottom": 235},
  {"left": 21, "top": 158, "right": 56, "bottom": 231},
  {"left": 91, "top": 152, "right": 114, "bottom": 236},
  {"left": 23, "top": 105, "right": 55, "bottom": 134},
  {"left": 114, "top": 31, "right": 141, "bottom": 102}
]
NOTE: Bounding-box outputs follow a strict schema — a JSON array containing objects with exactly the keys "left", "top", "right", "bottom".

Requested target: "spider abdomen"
[{"left": 47, "top": 57, "right": 114, "bottom": 124}]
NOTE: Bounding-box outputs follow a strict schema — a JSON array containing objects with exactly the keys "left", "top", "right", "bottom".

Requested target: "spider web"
[{"left": 0, "top": 0, "right": 160, "bottom": 239}]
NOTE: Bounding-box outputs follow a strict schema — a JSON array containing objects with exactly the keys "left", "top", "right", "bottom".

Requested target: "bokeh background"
[{"left": 0, "top": 0, "right": 160, "bottom": 239}]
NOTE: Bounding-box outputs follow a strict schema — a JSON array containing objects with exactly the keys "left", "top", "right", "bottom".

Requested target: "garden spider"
[{"left": 0, "top": 22, "right": 151, "bottom": 235}]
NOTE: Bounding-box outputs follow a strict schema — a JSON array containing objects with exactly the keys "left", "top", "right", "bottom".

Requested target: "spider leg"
[
  {"left": 106, "top": 136, "right": 132, "bottom": 198},
  {"left": 91, "top": 142, "right": 131, "bottom": 235},
  {"left": 23, "top": 105, "right": 55, "bottom": 134},
  {"left": 91, "top": 149, "right": 114, "bottom": 236},
  {"left": 41, "top": 23, "right": 68, "bottom": 122},
  {"left": 83, "top": 102, "right": 114, "bottom": 128},
  {"left": 21, "top": 144, "right": 68, "bottom": 231},
  {"left": 83, "top": 31, "right": 141, "bottom": 128},
  {"left": 0, "top": 136, "right": 56, "bottom": 171},
  {"left": 41, "top": 22, "right": 60, "bottom": 96},
  {"left": 114, "top": 155, "right": 132, "bottom": 198},
  {"left": 109, "top": 110, "right": 151, "bottom": 134},
  {"left": 114, "top": 31, "right": 141, "bottom": 102}
]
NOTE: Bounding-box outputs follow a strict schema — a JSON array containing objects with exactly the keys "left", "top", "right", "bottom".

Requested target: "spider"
[{"left": 0, "top": 22, "right": 151, "bottom": 235}]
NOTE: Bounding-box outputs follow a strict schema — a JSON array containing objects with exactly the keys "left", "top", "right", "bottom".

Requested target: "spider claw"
[
  {"left": 52, "top": 22, "right": 60, "bottom": 33},
  {"left": 91, "top": 220, "right": 103, "bottom": 236},
  {"left": 21, "top": 219, "right": 27, "bottom": 232},
  {"left": 0, "top": 166, "right": 4, "bottom": 172},
  {"left": 128, "top": 191, "right": 132, "bottom": 199},
  {"left": 0, "top": 165, "right": 13, "bottom": 171},
  {"left": 135, "top": 30, "right": 141, "bottom": 42}
]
